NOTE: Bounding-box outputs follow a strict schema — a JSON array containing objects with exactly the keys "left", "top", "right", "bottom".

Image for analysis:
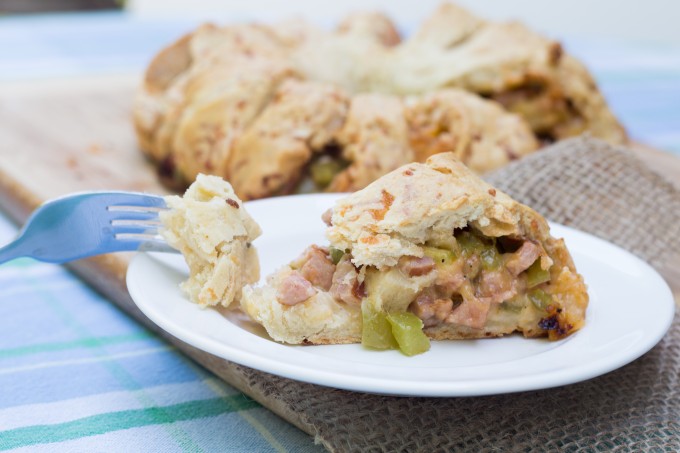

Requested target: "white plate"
[{"left": 126, "top": 194, "right": 675, "bottom": 397}]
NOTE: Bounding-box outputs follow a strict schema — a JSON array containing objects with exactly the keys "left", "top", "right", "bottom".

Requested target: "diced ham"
[
  {"left": 410, "top": 291, "right": 434, "bottom": 318},
  {"left": 329, "top": 258, "right": 363, "bottom": 305},
  {"left": 434, "top": 261, "right": 465, "bottom": 293},
  {"left": 463, "top": 254, "right": 481, "bottom": 280},
  {"left": 476, "top": 269, "right": 517, "bottom": 304},
  {"left": 398, "top": 256, "right": 436, "bottom": 277},
  {"left": 321, "top": 208, "right": 333, "bottom": 226},
  {"left": 409, "top": 291, "right": 454, "bottom": 327},
  {"left": 291, "top": 245, "right": 326, "bottom": 268},
  {"left": 299, "top": 245, "right": 336, "bottom": 291},
  {"left": 276, "top": 272, "right": 316, "bottom": 305},
  {"left": 446, "top": 297, "right": 490, "bottom": 329},
  {"left": 505, "top": 240, "right": 541, "bottom": 276},
  {"left": 432, "top": 298, "right": 454, "bottom": 325},
  {"left": 446, "top": 283, "right": 490, "bottom": 329}
]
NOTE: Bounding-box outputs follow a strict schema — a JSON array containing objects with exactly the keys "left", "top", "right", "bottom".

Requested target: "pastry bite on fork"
[{"left": 160, "top": 174, "right": 261, "bottom": 308}]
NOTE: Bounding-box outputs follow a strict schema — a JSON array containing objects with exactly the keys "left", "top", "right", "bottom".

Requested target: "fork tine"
[
  {"left": 113, "top": 233, "right": 171, "bottom": 252},
  {"left": 107, "top": 205, "right": 166, "bottom": 213},
  {"left": 103, "top": 193, "right": 167, "bottom": 208},
  {"left": 111, "top": 219, "right": 162, "bottom": 227},
  {"left": 111, "top": 225, "right": 160, "bottom": 236},
  {"left": 107, "top": 209, "right": 162, "bottom": 222},
  {"left": 114, "top": 233, "right": 164, "bottom": 241},
  {"left": 0, "top": 191, "right": 179, "bottom": 264},
  {"left": 137, "top": 241, "right": 179, "bottom": 254}
]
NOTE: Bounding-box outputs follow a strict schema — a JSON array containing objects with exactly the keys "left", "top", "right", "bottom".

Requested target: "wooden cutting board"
[
  {"left": 0, "top": 74, "right": 327, "bottom": 436},
  {"left": 1, "top": 75, "right": 678, "bottom": 431}
]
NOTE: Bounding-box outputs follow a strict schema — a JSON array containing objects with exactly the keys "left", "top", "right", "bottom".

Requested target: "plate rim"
[{"left": 126, "top": 194, "right": 676, "bottom": 397}]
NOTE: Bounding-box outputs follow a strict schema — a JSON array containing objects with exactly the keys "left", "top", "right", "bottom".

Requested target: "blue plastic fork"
[{"left": 0, "top": 192, "right": 179, "bottom": 265}]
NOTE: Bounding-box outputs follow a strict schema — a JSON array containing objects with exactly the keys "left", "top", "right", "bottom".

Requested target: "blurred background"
[
  {"left": 0, "top": 0, "right": 120, "bottom": 13},
  {"left": 2, "top": 0, "right": 678, "bottom": 43},
  {"left": 1, "top": 0, "right": 678, "bottom": 153}
]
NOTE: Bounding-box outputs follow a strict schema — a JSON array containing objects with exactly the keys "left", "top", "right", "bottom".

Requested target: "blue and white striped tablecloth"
[
  {"left": 0, "top": 217, "right": 323, "bottom": 452},
  {"left": 0, "top": 11, "right": 678, "bottom": 452}
]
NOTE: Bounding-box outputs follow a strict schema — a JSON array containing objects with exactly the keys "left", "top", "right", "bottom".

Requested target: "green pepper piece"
[
  {"left": 329, "top": 247, "right": 344, "bottom": 265},
  {"left": 456, "top": 231, "right": 485, "bottom": 255},
  {"left": 362, "top": 304, "right": 398, "bottom": 350},
  {"left": 480, "top": 247, "right": 502, "bottom": 271},
  {"left": 528, "top": 288, "right": 553, "bottom": 311},
  {"left": 526, "top": 259, "right": 551, "bottom": 288},
  {"left": 422, "top": 246, "right": 456, "bottom": 265},
  {"left": 310, "top": 159, "right": 343, "bottom": 188},
  {"left": 499, "top": 301, "right": 523, "bottom": 313},
  {"left": 386, "top": 312, "right": 431, "bottom": 356}
]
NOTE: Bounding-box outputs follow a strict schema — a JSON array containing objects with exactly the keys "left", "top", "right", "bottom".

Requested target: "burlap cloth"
[{"left": 205, "top": 137, "right": 680, "bottom": 452}]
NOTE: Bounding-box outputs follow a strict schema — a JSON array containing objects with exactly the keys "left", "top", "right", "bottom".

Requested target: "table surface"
[{"left": 0, "top": 11, "right": 679, "bottom": 453}]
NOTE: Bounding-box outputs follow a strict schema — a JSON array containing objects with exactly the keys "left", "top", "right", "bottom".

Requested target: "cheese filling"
[{"left": 276, "top": 227, "right": 572, "bottom": 336}]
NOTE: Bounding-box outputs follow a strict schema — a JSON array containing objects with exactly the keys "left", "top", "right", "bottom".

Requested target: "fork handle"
[{"left": 0, "top": 238, "right": 29, "bottom": 265}]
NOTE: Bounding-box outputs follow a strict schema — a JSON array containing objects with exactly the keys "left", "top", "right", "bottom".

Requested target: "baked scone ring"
[
  {"left": 135, "top": 2, "right": 624, "bottom": 199},
  {"left": 137, "top": 56, "right": 538, "bottom": 200},
  {"left": 134, "top": 7, "right": 542, "bottom": 199}
]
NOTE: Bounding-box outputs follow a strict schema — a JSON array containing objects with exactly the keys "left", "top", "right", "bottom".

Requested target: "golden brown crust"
[
  {"left": 327, "top": 89, "right": 539, "bottom": 193},
  {"left": 227, "top": 79, "right": 349, "bottom": 200},
  {"left": 172, "top": 58, "right": 298, "bottom": 183},
  {"left": 404, "top": 89, "right": 538, "bottom": 172},
  {"left": 327, "top": 153, "right": 538, "bottom": 268},
  {"left": 408, "top": 2, "right": 483, "bottom": 49},
  {"left": 133, "top": 23, "right": 299, "bottom": 175},
  {"left": 133, "top": 31, "right": 194, "bottom": 162},
  {"left": 336, "top": 11, "right": 401, "bottom": 47},
  {"left": 326, "top": 153, "right": 586, "bottom": 341},
  {"left": 403, "top": 6, "right": 626, "bottom": 142},
  {"left": 550, "top": 56, "right": 627, "bottom": 143},
  {"left": 328, "top": 93, "right": 413, "bottom": 193}
]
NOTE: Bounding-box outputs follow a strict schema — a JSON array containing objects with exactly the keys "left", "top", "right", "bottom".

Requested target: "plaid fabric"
[
  {"left": 0, "top": 11, "right": 678, "bottom": 453},
  {"left": 0, "top": 216, "right": 323, "bottom": 452}
]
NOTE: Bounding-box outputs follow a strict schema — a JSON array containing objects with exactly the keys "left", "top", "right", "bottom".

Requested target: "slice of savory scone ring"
[
  {"left": 160, "top": 174, "right": 261, "bottom": 308},
  {"left": 328, "top": 152, "right": 588, "bottom": 342},
  {"left": 241, "top": 152, "right": 588, "bottom": 355}
]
